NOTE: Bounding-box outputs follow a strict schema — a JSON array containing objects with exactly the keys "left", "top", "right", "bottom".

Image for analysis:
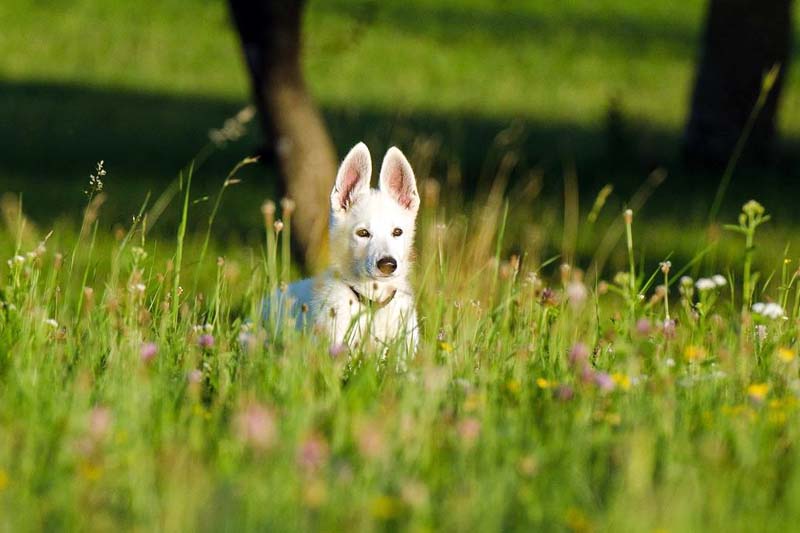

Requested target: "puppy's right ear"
[{"left": 331, "top": 142, "right": 371, "bottom": 213}]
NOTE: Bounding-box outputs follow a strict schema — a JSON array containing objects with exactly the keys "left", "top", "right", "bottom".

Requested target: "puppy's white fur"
[{"left": 285, "top": 143, "right": 419, "bottom": 353}]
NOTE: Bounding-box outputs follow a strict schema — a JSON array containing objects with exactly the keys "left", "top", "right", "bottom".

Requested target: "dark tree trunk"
[
  {"left": 228, "top": 0, "right": 337, "bottom": 272},
  {"left": 684, "top": 0, "right": 792, "bottom": 169}
]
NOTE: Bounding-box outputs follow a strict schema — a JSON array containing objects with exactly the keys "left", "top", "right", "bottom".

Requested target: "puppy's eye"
[
  {"left": 392, "top": 228, "right": 403, "bottom": 237},
  {"left": 355, "top": 229, "right": 371, "bottom": 238}
]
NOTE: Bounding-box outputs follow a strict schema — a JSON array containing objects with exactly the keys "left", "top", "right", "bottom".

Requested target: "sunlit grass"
[{"left": 2, "top": 137, "right": 800, "bottom": 530}]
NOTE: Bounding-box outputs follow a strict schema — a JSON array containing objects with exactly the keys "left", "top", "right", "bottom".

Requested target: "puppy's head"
[{"left": 329, "top": 143, "right": 419, "bottom": 285}]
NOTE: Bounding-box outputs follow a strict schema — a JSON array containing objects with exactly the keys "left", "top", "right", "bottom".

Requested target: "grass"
[
  {"left": 4, "top": 1, "right": 800, "bottom": 529},
  {"left": 2, "top": 143, "right": 800, "bottom": 529}
]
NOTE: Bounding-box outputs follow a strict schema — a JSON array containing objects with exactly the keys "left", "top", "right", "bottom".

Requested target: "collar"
[{"left": 349, "top": 285, "right": 397, "bottom": 310}]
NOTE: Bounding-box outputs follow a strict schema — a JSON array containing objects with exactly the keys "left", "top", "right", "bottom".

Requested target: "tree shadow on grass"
[{"left": 2, "top": 79, "right": 799, "bottom": 235}]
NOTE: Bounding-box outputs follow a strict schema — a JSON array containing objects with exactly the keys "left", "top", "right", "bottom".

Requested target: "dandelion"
[
  {"left": 611, "top": 373, "right": 631, "bottom": 391},
  {"left": 747, "top": 383, "right": 770, "bottom": 403},
  {"left": 140, "top": 342, "right": 158, "bottom": 363},
  {"left": 234, "top": 403, "right": 277, "bottom": 451},
  {"left": 198, "top": 334, "right": 215, "bottom": 349},
  {"left": 535, "top": 378, "right": 552, "bottom": 389},
  {"left": 778, "top": 347, "right": 796, "bottom": 363},
  {"left": 684, "top": 345, "right": 706, "bottom": 362}
]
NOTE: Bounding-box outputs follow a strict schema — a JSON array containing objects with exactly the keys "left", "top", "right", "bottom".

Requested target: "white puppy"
[{"left": 281, "top": 142, "right": 420, "bottom": 354}]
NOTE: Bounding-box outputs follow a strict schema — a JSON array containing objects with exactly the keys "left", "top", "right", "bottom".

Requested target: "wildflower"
[
  {"left": 568, "top": 342, "right": 590, "bottom": 368},
  {"left": 234, "top": 403, "right": 276, "bottom": 451},
  {"left": 329, "top": 343, "right": 348, "bottom": 359},
  {"left": 662, "top": 319, "right": 676, "bottom": 338},
  {"left": 665, "top": 357, "right": 676, "bottom": 368},
  {"left": 566, "top": 280, "right": 588, "bottom": 308},
  {"left": 507, "top": 379, "right": 521, "bottom": 393},
  {"left": 684, "top": 345, "right": 706, "bottom": 362},
  {"left": 88, "top": 407, "right": 112, "bottom": 440},
  {"left": 261, "top": 200, "right": 276, "bottom": 226},
  {"left": 457, "top": 418, "right": 481, "bottom": 446},
  {"left": 695, "top": 278, "right": 716, "bottom": 291},
  {"left": 747, "top": 383, "right": 770, "bottom": 403},
  {"left": 594, "top": 372, "right": 615, "bottom": 392},
  {"left": 623, "top": 209, "right": 633, "bottom": 224},
  {"left": 535, "top": 378, "right": 552, "bottom": 389},
  {"left": 187, "top": 369, "right": 203, "bottom": 384},
  {"left": 611, "top": 373, "right": 631, "bottom": 391},
  {"left": 635, "top": 318, "right": 652, "bottom": 336},
  {"left": 140, "top": 342, "right": 158, "bottom": 363},
  {"left": 554, "top": 384, "right": 574, "bottom": 401},
  {"left": 712, "top": 274, "right": 727, "bottom": 287},
  {"left": 356, "top": 421, "right": 386, "bottom": 460},
  {"left": 660, "top": 261, "right": 671, "bottom": 274},
  {"left": 273, "top": 220, "right": 284, "bottom": 233},
  {"left": 752, "top": 302, "right": 785, "bottom": 319},
  {"left": 198, "top": 334, "right": 215, "bottom": 349},
  {"left": 778, "top": 347, "right": 796, "bottom": 363},
  {"left": 742, "top": 199, "right": 765, "bottom": 218},
  {"left": 280, "top": 198, "right": 296, "bottom": 217},
  {"left": 297, "top": 434, "right": 330, "bottom": 475},
  {"left": 44, "top": 318, "right": 59, "bottom": 328},
  {"left": 84, "top": 160, "right": 106, "bottom": 197},
  {"left": 755, "top": 324, "right": 768, "bottom": 342}
]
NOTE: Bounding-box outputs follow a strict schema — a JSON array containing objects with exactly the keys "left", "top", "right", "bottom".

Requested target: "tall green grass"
[{"left": 2, "top": 128, "right": 800, "bottom": 531}]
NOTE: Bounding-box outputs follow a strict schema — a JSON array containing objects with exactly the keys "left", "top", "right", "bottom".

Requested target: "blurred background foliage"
[{"left": 1, "top": 0, "right": 799, "bottom": 269}]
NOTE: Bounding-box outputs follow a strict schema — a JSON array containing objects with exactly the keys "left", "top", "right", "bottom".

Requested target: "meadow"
[{"left": 3, "top": 0, "right": 800, "bottom": 530}]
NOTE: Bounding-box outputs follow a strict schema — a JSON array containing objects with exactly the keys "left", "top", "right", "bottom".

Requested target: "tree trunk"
[
  {"left": 228, "top": 0, "right": 337, "bottom": 272},
  {"left": 684, "top": 0, "right": 792, "bottom": 169}
]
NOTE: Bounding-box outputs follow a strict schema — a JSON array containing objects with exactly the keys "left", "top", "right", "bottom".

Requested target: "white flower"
[
  {"left": 695, "top": 278, "right": 716, "bottom": 291},
  {"left": 752, "top": 302, "right": 785, "bottom": 319},
  {"left": 44, "top": 318, "right": 58, "bottom": 328},
  {"left": 665, "top": 358, "right": 676, "bottom": 368},
  {"left": 711, "top": 274, "right": 727, "bottom": 287}
]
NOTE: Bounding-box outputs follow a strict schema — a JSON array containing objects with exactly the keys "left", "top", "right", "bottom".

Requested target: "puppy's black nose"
[{"left": 377, "top": 256, "right": 397, "bottom": 275}]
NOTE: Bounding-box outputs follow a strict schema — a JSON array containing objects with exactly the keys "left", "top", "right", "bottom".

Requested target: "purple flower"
[
  {"left": 140, "top": 342, "right": 158, "bottom": 363},
  {"left": 568, "top": 343, "right": 589, "bottom": 368},
  {"left": 554, "top": 384, "right": 574, "bottom": 401},
  {"left": 662, "top": 319, "right": 676, "bottom": 339},
  {"left": 635, "top": 318, "right": 652, "bottom": 336},
  {"left": 297, "top": 434, "right": 330, "bottom": 475},
  {"left": 329, "top": 343, "right": 348, "bottom": 359},
  {"left": 198, "top": 334, "right": 215, "bottom": 349},
  {"left": 188, "top": 369, "right": 203, "bottom": 384},
  {"left": 594, "top": 372, "right": 615, "bottom": 392}
]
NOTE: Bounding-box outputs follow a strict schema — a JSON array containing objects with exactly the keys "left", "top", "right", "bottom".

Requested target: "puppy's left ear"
[{"left": 379, "top": 147, "right": 419, "bottom": 213}]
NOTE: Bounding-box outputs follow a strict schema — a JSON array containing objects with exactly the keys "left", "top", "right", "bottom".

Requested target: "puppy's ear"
[
  {"left": 331, "top": 142, "right": 371, "bottom": 212},
  {"left": 379, "top": 147, "right": 419, "bottom": 213}
]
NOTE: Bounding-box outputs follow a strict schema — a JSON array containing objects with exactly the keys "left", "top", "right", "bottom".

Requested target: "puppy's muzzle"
[{"left": 376, "top": 256, "right": 397, "bottom": 275}]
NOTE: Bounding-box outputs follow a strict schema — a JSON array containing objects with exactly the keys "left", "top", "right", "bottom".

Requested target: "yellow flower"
[
  {"left": 683, "top": 345, "right": 706, "bottom": 362},
  {"left": 778, "top": 347, "right": 796, "bottom": 363},
  {"left": 439, "top": 342, "right": 453, "bottom": 353},
  {"left": 507, "top": 379, "right": 522, "bottom": 393},
  {"left": 747, "top": 383, "right": 770, "bottom": 402},
  {"left": 611, "top": 373, "right": 631, "bottom": 391},
  {"left": 535, "top": 378, "right": 552, "bottom": 389}
]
